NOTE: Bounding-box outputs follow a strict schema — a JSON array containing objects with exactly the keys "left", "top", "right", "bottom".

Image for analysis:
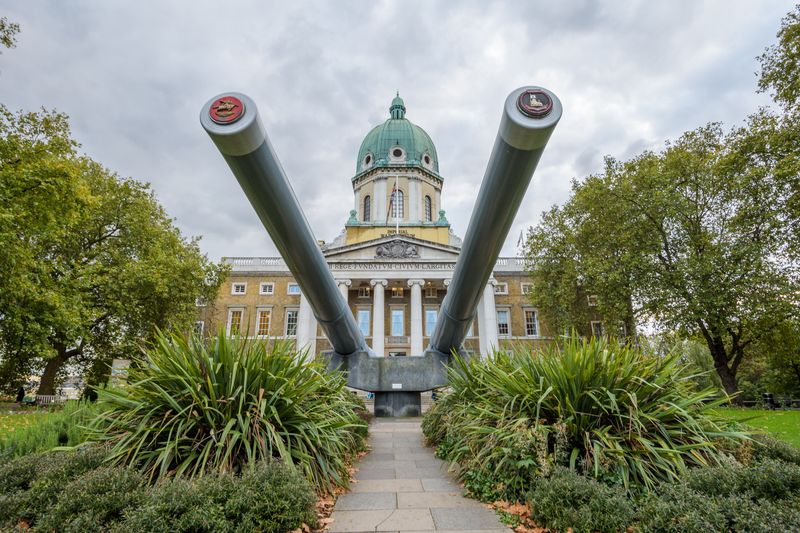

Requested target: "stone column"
[
  {"left": 370, "top": 279, "right": 387, "bottom": 356},
  {"left": 478, "top": 279, "right": 499, "bottom": 359},
  {"left": 408, "top": 279, "right": 425, "bottom": 356},
  {"left": 297, "top": 293, "right": 317, "bottom": 361},
  {"left": 335, "top": 279, "right": 351, "bottom": 304}
]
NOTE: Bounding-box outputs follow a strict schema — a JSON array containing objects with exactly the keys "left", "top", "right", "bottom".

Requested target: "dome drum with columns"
[{"left": 199, "top": 95, "right": 591, "bottom": 359}]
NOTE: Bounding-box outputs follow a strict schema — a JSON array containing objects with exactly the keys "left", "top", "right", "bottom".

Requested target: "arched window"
[
  {"left": 363, "top": 195, "right": 371, "bottom": 222},
  {"left": 424, "top": 195, "right": 432, "bottom": 222},
  {"left": 390, "top": 189, "right": 404, "bottom": 219}
]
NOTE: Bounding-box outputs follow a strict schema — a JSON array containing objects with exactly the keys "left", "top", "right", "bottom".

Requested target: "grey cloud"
[{"left": 1, "top": 0, "right": 789, "bottom": 260}]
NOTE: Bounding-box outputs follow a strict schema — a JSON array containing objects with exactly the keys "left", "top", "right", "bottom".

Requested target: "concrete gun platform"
[{"left": 328, "top": 418, "right": 509, "bottom": 533}]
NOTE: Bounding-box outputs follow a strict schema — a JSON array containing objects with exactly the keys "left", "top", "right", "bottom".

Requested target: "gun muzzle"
[
  {"left": 429, "top": 86, "right": 562, "bottom": 356},
  {"left": 200, "top": 92, "right": 369, "bottom": 357}
]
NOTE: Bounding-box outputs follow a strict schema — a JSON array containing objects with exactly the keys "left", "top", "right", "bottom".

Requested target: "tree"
[
  {"left": 526, "top": 124, "right": 797, "bottom": 397},
  {"left": 0, "top": 16, "right": 19, "bottom": 51},
  {"left": 0, "top": 105, "right": 226, "bottom": 395},
  {"left": 758, "top": 4, "right": 800, "bottom": 113}
]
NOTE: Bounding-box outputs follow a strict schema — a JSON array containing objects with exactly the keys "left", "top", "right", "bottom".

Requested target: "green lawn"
[{"left": 717, "top": 408, "right": 800, "bottom": 447}]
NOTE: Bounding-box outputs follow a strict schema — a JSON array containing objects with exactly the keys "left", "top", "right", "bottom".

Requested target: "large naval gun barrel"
[
  {"left": 200, "top": 93, "right": 370, "bottom": 357},
  {"left": 429, "top": 86, "right": 562, "bottom": 357}
]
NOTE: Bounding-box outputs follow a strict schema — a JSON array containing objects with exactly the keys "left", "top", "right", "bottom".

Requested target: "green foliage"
[
  {"left": 117, "top": 461, "right": 316, "bottom": 533},
  {"left": 0, "top": 448, "right": 315, "bottom": 532},
  {"left": 525, "top": 121, "right": 798, "bottom": 396},
  {"left": 0, "top": 447, "right": 107, "bottom": 527},
  {"left": 526, "top": 467, "right": 635, "bottom": 533},
  {"left": 37, "top": 466, "right": 146, "bottom": 533},
  {"left": 638, "top": 481, "right": 800, "bottom": 533},
  {"left": 0, "top": 16, "right": 19, "bottom": 50},
  {"left": 758, "top": 4, "right": 800, "bottom": 112},
  {"left": 684, "top": 458, "right": 800, "bottom": 501},
  {"left": 0, "top": 401, "right": 101, "bottom": 459},
  {"left": 0, "top": 105, "right": 226, "bottom": 394},
  {"left": 752, "top": 432, "right": 800, "bottom": 465},
  {"left": 90, "top": 331, "right": 367, "bottom": 492},
  {"left": 423, "top": 337, "right": 747, "bottom": 499}
]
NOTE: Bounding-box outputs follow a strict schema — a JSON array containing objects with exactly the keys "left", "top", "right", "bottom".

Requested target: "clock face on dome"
[
  {"left": 517, "top": 90, "right": 552, "bottom": 118},
  {"left": 209, "top": 96, "right": 245, "bottom": 125}
]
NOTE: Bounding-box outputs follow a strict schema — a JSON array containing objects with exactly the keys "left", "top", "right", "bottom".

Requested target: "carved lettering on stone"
[{"left": 375, "top": 239, "right": 420, "bottom": 259}]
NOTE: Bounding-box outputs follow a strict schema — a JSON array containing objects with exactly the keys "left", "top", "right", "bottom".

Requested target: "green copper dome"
[{"left": 356, "top": 94, "right": 439, "bottom": 176}]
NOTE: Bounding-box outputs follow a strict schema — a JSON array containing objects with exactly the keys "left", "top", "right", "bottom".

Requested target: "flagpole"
[{"left": 395, "top": 174, "right": 400, "bottom": 235}]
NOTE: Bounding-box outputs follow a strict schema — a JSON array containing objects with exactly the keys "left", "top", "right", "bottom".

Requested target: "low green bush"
[
  {"left": 424, "top": 337, "right": 747, "bottom": 499},
  {"left": 0, "top": 450, "right": 316, "bottom": 532},
  {"left": 526, "top": 467, "right": 635, "bottom": 533},
  {"left": 90, "top": 332, "right": 367, "bottom": 492},
  {"left": 751, "top": 433, "right": 800, "bottom": 465},
  {"left": 117, "top": 461, "right": 316, "bottom": 533},
  {"left": 636, "top": 483, "right": 727, "bottom": 533},
  {"left": 0, "top": 447, "right": 108, "bottom": 527},
  {"left": 684, "top": 458, "right": 800, "bottom": 501},
  {"left": 37, "top": 466, "right": 146, "bottom": 533}
]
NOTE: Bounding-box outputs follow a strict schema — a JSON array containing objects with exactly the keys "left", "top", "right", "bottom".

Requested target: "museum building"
[{"left": 198, "top": 95, "right": 573, "bottom": 358}]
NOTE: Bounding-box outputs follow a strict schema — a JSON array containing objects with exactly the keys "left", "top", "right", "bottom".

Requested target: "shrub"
[
  {"left": 751, "top": 433, "right": 800, "bottom": 465},
  {"left": 0, "top": 401, "right": 101, "bottom": 459},
  {"left": 0, "top": 447, "right": 108, "bottom": 527},
  {"left": 526, "top": 467, "right": 635, "bottom": 533},
  {"left": 684, "top": 458, "right": 800, "bottom": 501},
  {"left": 37, "top": 466, "right": 146, "bottom": 533},
  {"left": 90, "top": 332, "right": 367, "bottom": 492},
  {"left": 636, "top": 483, "right": 727, "bottom": 533},
  {"left": 115, "top": 461, "right": 316, "bottom": 533},
  {"left": 424, "top": 337, "right": 747, "bottom": 498}
]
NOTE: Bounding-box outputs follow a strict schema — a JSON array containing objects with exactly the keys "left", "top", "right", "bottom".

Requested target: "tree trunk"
[
  {"left": 708, "top": 344, "right": 741, "bottom": 402},
  {"left": 37, "top": 351, "right": 69, "bottom": 396}
]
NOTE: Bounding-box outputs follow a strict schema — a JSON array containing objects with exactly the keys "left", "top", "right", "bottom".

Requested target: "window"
[
  {"left": 357, "top": 308, "right": 371, "bottom": 336},
  {"left": 227, "top": 309, "right": 244, "bottom": 336},
  {"left": 231, "top": 282, "right": 246, "bottom": 295},
  {"left": 256, "top": 309, "right": 271, "bottom": 337},
  {"left": 424, "top": 287, "right": 437, "bottom": 298},
  {"left": 391, "top": 287, "right": 404, "bottom": 298},
  {"left": 497, "top": 309, "right": 510, "bottom": 336},
  {"left": 391, "top": 308, "right": 404, "bottom": 336},
  {"left": 494, "top": 282, "right": 508, "bottom": 295},
  {"left": 285, "top": 309, "right": 299, "bottom": 336},
  {"left": 521, "top": 283, "right": 533, "bottom": 295},
  {"left": 466, "top": 321, "right": 474, "bottom": 337},
  {"left": 524, "top": 309, "right": 539, "bottom": 337},
  {"left": 287, "top": 283, "right": 301, "bottom": 295},
  {"left": 587, "top": 295, "right": 598, "bottom": 307},
  {"left": 424, "top": 195, "right": 432, "bottom": 222},
  {"left": 390, "top": 189, "right": 404, "bottom": 219},
  {"left": 591, "top": 321, "right": 604, "bottom": 337},
  {"left": 392, "top": 148, "right": 403, "bottom": 158},
  {"left": 363, "top": 195, "right": 371, "bottom": 222},
  {"left": 358, "top": 286, "right": 371, "bottom": 298},
  {"left": 425, "top": 307, "right": 437, "bottom": 336},
  {"left": 259, "top": 282, "right": 274, "bottom": 295},
  {"left": 193, "top": 321, "right": 204, "bottom": 337}
]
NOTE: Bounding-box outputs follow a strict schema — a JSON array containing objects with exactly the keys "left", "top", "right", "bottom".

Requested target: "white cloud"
[{"left": 1, "top": 0, "right": 788, "bottom": 260}]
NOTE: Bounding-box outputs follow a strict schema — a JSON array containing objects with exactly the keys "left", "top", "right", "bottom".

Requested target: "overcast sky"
[{"left": 1, "top": 1, "right": 791, "bottom": 261}]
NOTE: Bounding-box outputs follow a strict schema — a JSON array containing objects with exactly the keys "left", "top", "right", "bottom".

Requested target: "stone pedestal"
[{"left": 374, "top": 391, "right": 422, "bottom": 417}]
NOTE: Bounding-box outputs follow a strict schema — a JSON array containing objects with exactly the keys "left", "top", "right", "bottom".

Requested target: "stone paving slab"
[
  {"left": 328, "top": 418, "right": 509, "bottom": 532},
  {"left": 350, "top": 479, "right": 424, "bottom": 493},
  {"left": 335, "top": 492, "right": 397, "bottom": 511}
]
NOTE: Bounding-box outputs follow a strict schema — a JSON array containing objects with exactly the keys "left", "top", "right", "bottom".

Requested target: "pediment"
[{"left": 323, "top": 235, "right": 460, "bottom": 262}]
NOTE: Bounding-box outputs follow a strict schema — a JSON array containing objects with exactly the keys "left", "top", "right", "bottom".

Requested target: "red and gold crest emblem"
[{"left": 209, "top": 96, "right": 245, "bottom": 124}]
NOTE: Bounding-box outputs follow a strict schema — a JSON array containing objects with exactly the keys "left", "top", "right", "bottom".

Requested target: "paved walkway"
[{"left": 329, "top": 418, "right": 509, "bottom": 533}]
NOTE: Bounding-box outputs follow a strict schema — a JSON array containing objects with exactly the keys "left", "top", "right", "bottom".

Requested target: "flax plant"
[
  {"left": 423, "top": 336, "right": 748, "bottom": 496},
  {"left": 89, "top": 332, "right": 367, "bottom": 493}
]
